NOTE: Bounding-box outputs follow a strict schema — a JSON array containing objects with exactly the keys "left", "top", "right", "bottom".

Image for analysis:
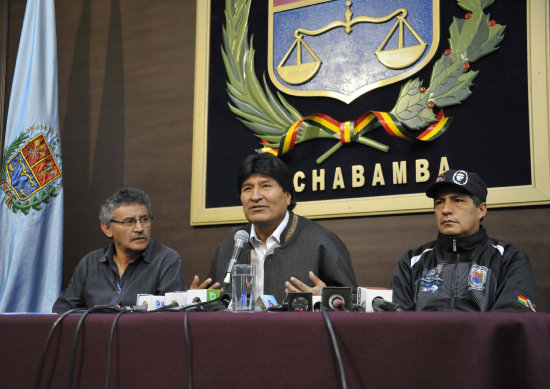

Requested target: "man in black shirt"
[
  {"left": 52, "top": 188, "right": 184, "bottom": 313},
  {"left": 391, "top": 169, "right": 536, "bottom": 312}
]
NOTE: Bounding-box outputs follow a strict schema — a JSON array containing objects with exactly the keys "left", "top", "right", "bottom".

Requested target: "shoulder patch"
[{"left": 517, "top": 295, "right": 536, "bottom": 312}]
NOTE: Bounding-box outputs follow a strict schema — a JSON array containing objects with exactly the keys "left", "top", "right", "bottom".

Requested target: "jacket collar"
[
  {"left": 281, "top": 211, "right": 299, "bottom": 244},
  {"left": 437, "top": 226, "right": 488, "bottom": 252},
  {"left": 243, "top": 211, "right": 299, "bottom": 247}
]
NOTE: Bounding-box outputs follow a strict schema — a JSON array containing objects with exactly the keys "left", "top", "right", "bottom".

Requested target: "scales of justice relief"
[{"left": 276, "top": 0, "right": 427, "bottom": 85}]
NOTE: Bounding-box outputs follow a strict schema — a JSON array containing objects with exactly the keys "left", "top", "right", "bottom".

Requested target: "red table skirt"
[{"left": 1, "top": 311, "right": 549, "bottom": 389}]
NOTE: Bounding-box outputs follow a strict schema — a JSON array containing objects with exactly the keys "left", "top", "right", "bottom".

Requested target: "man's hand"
[
  {"left": 189, "top": 275, "right": 220, "bottom": 290},
  {"left": 285, "top": 271, "right": 326, "bottom": 296}
]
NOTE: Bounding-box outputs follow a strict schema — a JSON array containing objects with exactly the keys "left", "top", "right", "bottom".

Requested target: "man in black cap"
[{"left": 391, "top": 169, "right": 537, "bottom": 312}]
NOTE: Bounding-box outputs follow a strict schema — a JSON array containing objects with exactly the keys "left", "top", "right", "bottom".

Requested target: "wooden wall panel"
[{"left": 4, "top": 0, "right": 549, "bottom": 312}]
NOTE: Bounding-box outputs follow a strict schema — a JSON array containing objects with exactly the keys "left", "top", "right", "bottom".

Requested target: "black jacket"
[
  {"left": 391, "top": 227, "right": 537, "bottom": 312},
  {"left": 208, "top": 212, "right": 357, "bottom": 304}
]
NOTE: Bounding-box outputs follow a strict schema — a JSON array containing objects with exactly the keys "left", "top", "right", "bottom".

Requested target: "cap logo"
[
  {"left": 452, "top": 170, "right": 468, "bottom": 186},
  {"left": 435, "top": 174, "right": 446, "bottom": 183}
]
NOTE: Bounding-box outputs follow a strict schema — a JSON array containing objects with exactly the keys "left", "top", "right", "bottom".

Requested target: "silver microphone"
[{"left": 221, "top": 230, "right": 249, "bottom": 290}]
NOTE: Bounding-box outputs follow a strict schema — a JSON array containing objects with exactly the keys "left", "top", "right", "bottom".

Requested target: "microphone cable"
[
  {"left": 105, "top": 304, "right": 172, "bottom": 389},
  {"left": 183, "top": 310, "right": 193, "bottom": 389},
  {"left": 321, "top": 310, "right": 347, "bottom": 389},
  {"left": 105, "top": 309, "right": 126, "bottom": 389},
  {"left": 104, "top": 302, "right": 179, "bottom": 388},
  {"left": 67, "top": 306, "right": 120, "bottom": 389},
  {"left": 34, "top": 308, "right": 86, "bottom": 389}
]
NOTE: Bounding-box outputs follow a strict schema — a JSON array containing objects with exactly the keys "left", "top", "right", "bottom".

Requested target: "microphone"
[
  {"left": 328, "top": 294, "right": 346, "bottom": 311},
  {"left": 154, "top": 302, "right": 180, "bottom": 311},
  {"left": 321, "top": 287, "right": 352, "bottom": 311},
  {"left": 356, "top": 287, "right": 395, "bottom": 312},
  {"left": 284, "top": 292, "right": 312, "bottom": 312},
  {"left": 221, "top": 230, "right": 249, "bottom": 291},
  {"left": 291, "top": 297, "right": 309, "bottom": 311},
  {"left": 372, "top": 297, "right": 403, "bottom": 312},
  {"left": 118, "top": 305, "right": 148, "bottom": 312},
  {"left": 220, "top": 293, "right": 232, "bottom": 308}
]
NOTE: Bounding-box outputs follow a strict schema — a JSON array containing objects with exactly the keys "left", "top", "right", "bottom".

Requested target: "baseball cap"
[{"left": 426, "top": 169, "right": 487, "bottom": 202}]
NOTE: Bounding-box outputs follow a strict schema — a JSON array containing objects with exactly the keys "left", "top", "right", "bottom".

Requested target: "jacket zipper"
[{"left": 450, "top": 238, "right": 459, "bottom": 310}]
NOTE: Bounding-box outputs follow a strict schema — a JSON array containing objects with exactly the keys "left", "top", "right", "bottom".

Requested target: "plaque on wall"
[{"left": 191, "top": 0, "right": 550, "bottom": 225}]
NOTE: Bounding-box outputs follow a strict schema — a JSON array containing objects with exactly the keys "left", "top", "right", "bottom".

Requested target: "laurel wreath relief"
[{"left": 222, "top": 0, "right": 505, "bottom": 164}]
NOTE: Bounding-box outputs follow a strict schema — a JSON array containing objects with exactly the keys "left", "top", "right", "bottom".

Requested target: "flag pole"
[{"left": 0, "top": 0, "right": 9, "bottom": 158}]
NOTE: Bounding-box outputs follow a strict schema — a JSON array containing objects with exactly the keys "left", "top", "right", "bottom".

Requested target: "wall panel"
[{"left": 4, "top": 0, "right": 549, "bottom": 312}]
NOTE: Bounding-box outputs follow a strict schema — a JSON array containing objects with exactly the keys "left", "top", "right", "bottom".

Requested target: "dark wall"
[{"left": 4, "top": 0, "right": 549, "bottom": 312}]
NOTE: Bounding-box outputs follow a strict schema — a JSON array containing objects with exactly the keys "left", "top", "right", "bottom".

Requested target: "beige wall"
[{"left": 4, "top": 0, "right": 549, "bottom": 312}]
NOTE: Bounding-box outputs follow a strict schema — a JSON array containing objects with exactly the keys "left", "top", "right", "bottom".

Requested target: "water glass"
[{"left": 231, "top": 264, "right": 256, "bottom": 311}]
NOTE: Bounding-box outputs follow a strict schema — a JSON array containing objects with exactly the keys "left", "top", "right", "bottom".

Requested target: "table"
[{"left": 1, "top": 311, "right": 549, "bottom": 388}]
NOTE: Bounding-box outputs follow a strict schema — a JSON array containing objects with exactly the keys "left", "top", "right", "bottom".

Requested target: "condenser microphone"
[
  {"left": 372, "top": 297, "right": 403, "bottom": 312},
  {"left": 221, "top": 230, "right": 249, "bottom": 291}
]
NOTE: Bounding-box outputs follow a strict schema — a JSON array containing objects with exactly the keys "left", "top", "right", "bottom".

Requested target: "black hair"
[{"left": 237, "top": 153, "right": 296, "bottom": 210}]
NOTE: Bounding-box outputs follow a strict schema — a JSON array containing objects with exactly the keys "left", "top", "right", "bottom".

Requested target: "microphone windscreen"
[{"left": 234, "top": 230, "right": 249, "bottom": 245}]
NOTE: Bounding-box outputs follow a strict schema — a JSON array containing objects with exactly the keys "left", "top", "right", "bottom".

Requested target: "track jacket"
[{"left": 391, "top": 227, "right": 536, "bottom": 312}]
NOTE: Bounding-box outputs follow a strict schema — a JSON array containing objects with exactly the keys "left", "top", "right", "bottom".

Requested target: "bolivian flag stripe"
[
  {"left": 416, "top": 110, "right": 452, "bottom": 141},
  {"left": 271, "top": 109, "right": 453, "bottom": 156}
]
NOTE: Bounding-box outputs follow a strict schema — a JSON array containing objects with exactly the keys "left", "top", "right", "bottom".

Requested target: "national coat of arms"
[{"left": 0, "top": 125, "right": 62, "bottom": 214}]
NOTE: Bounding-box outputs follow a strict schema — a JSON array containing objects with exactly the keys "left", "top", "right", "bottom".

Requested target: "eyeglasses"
[{"left": 110, "top": 215, "right": 153, "bottom": 228}]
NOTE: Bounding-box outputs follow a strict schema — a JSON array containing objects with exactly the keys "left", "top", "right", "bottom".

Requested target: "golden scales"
[{"left": 277, "top": 1, "right": 427, "bottom": 85}]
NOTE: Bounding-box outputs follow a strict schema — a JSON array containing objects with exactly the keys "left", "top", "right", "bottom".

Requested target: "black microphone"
[
  {"left": 321, "top": 287, "right": 352, "bottom": 311},
  {"left": 328, "top": 294, "right": 346, "bottom": 311},
  {"left": 372, "top": 297, "right": 403, "bottom": 312},
  {"left": 221, "top": 230, "right": 249, "bottom": 291},
  {"left": 290, "top": 297, "right": 309, "bottom": 311},
  {"left": 220, "top": 293, "right": 232, "bottom": 308}
]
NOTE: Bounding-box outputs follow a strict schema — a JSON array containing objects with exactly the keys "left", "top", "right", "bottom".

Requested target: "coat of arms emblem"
[
  {"left": 1, "top": 128, "right": 62, "bottom": 214},
  {"left": 222, "top": 0, "right": 505, "bottom": 163},
  {"left": 268, "top": 0, "right": 440, "bottom": 104}
]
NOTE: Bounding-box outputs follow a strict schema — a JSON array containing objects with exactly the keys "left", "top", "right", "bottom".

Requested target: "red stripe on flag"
[
  {"left": 372, "top": 111, "right": 396, "bottom": 137},
  {"left": 417, "top": 110, "right": 446, "bottom": 140},
  {"left": 289, "top": 123, "right": 299, "bottom": 150}
]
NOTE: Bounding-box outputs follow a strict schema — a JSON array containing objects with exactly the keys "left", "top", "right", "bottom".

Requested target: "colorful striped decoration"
[
  {"left": 517, "top": 294, "right": 536, "bottom": 312},
  {"left": 265, "top": 109, "right": 453, "bottom": 156}
]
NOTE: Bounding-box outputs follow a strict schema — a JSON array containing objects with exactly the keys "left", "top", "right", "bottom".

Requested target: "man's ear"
[
  {"left": 478, "top": 202, "right": 488, "bottom": 220},
  {"left": 101, "top": 222, "right": 113, "bottom": 238}
]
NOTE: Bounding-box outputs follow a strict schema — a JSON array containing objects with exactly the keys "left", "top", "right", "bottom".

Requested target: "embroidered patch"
[
  {"left": 420, "top": 264, "right": 443, "bottom": 292},
  {"left": 517, "top": 295, "right": 536, "bottom": 312},
  {"left": 468, "top": 264, "right": 488, "bottom": 290},
  {"left": 452, "top": 170, "right": 468, "bottom": 185},
  {"left": 6, "top": 133, "right": 61, "bottom": 201},
  {"left": 1, "top": 127, "right": 63, "bottom": 215}
]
